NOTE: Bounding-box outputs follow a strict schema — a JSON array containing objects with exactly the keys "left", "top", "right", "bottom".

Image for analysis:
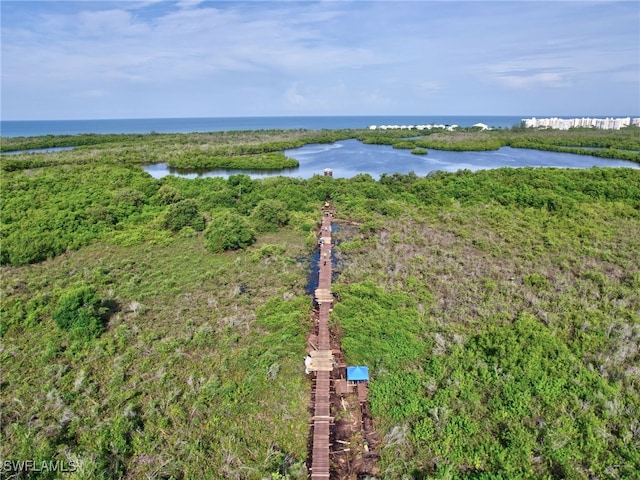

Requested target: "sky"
[{"left": 1, "top": 0, "right": 638, "bottom": 120}]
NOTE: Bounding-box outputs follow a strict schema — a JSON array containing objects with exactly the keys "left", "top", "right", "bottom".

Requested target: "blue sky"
[{"left": 1, "top": 1, "right": 638, "bottom": 120}]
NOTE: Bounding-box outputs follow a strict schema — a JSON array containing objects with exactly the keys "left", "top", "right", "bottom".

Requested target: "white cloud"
[
  {"left": 416, "top": 81, "right": 442, "bottom": 93},
  {"left": 1, "top": 0, "right": 638, "bottom": 119},
  {"left": 123, "top": 1, "right": 167, "bottom": 10},
  {"left": 34, "top": 7, "right": 151, "bottom": 40},
  {"left": 176, "top": 0, "right": 206, "bottom": 9},
  {"left": 72, "top": 89, "right": 109, "bottom": 99},
  {"left": 493, "top": 71, "right": 570, "bottom": 89},
  {"left": 75, "top": 9, "right": 150, "bottom": 38},
  {"left": 284, "top": 84, "right": 307, "bottom": 107},
  {"left": 360, "top": 90, "right": 393, "bottom": 109}
]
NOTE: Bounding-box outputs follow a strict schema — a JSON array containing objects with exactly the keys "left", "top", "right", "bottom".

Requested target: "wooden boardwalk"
[{"left": 310, "top": 212, "right": 334, "bottom": 479}]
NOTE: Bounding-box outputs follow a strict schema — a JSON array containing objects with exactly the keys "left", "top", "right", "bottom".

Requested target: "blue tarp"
[{"left": 346, "top": 366, "right": 369, "bottom": 382}]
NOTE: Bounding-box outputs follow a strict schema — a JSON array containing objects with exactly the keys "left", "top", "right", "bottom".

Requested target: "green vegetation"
[
  {"left": 1, "top": 230, "right": 313, "bottom": 479},
  {"left": 0, "top": 164, "right": 161, "bottom": 265},
  {"left": 252, "top": 199, "right": 291, "bottom": 232},
  {"left": 332, "top": 168, "right": 640, "bottom": 478},
  {"left": 52, "top": 285, "right": 105, "bottom": 341},
  {"left": 168, "top": 151, "right": 299, "bottom": 170},
  {"left": 0, "top": 129, "right": 357, "bottom": 172},
  {"left": 1, "top": 128, "right": 639, "bottom": 479},
  {"left": 353, "top": 126, "right": 640, "bottom": 162},
  {"left": 204, "top": 211, "right": 256, "bottom": 252},
  {"left": 0, "top": 133, "right": 151, "bottom": 152},
  {"left": 2, "top": 126, "right": 638, "bottom": 174},
  {"left": 162, "top": 199, "right": 205, "bottom": 232}
]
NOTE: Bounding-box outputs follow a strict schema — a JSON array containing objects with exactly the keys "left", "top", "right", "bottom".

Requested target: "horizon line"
[{"left": 3, "top": 113, "right": 639, "bottom": 123}]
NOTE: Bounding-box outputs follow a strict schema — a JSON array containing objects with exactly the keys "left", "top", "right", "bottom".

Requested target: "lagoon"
[{"left": 142, "top": 139, "right": 639, "bottom": 180}]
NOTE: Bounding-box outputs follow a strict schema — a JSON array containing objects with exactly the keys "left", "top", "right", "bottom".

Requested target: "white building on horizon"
[{"left": 522, "top": 116, "right": 637, "bottom": 130}]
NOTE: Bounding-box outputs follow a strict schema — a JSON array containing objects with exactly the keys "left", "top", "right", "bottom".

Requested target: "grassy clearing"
[
  {"left": 1, "top": 231, "right": 312, "bottom": 479},
  {"left": 333, "top": 190, "right": 640, "bottom": 478}
]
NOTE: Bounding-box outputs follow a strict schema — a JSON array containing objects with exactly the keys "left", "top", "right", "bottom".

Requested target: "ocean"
[{"left": 0, "top": 115, "right": 525, "bottom": 138}]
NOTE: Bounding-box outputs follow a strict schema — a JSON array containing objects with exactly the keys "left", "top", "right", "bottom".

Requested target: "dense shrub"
[
  {"left": 204, "top": 212, "right": 256, "bottom": 253},
  {"left": 252, "top": 199, "right": 290, "bottom": 232},
  {"left": 154, "top": 184, "right": 184, "bottom": 205},
  {"left": 0, "top": 164, "right": 161, "bottom": 266},
  {"left": 112, "top": 188, "right": 145, "bottom": 208},
  {"left": 163, "top": 199, "right": 204, "bottom": 232},
  {"left": 168, "top": 151, "right": 299, "bottom": 170},
  {"left": 52, "top": 285, "right": 104, "bottom": 340}
]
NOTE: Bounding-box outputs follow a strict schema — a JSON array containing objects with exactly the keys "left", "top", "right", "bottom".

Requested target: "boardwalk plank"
[{"left": 310, "top": 213, "right": 335, "bottom": 479}]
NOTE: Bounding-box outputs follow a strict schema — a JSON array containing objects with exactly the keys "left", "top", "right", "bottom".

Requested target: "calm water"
[
  {"left": 1, "top": 115, "right": 524, "bottom": 137},
  {"left": 143, "top": 139, "right": 639, "bottom": 180},
  {"left": 4, "top": 116, "right": 636, "bottom": 178},
  {"left": 1, "top": 146, "right": 75, "bottom": 156}
]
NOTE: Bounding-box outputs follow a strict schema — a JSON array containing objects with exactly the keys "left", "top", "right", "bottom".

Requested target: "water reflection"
[
  {"left": 142, "top": 163, "right": 299, "bottom": 179},
  {"left": 142, "top": 139, "right": 639, "bottom": 179}
]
